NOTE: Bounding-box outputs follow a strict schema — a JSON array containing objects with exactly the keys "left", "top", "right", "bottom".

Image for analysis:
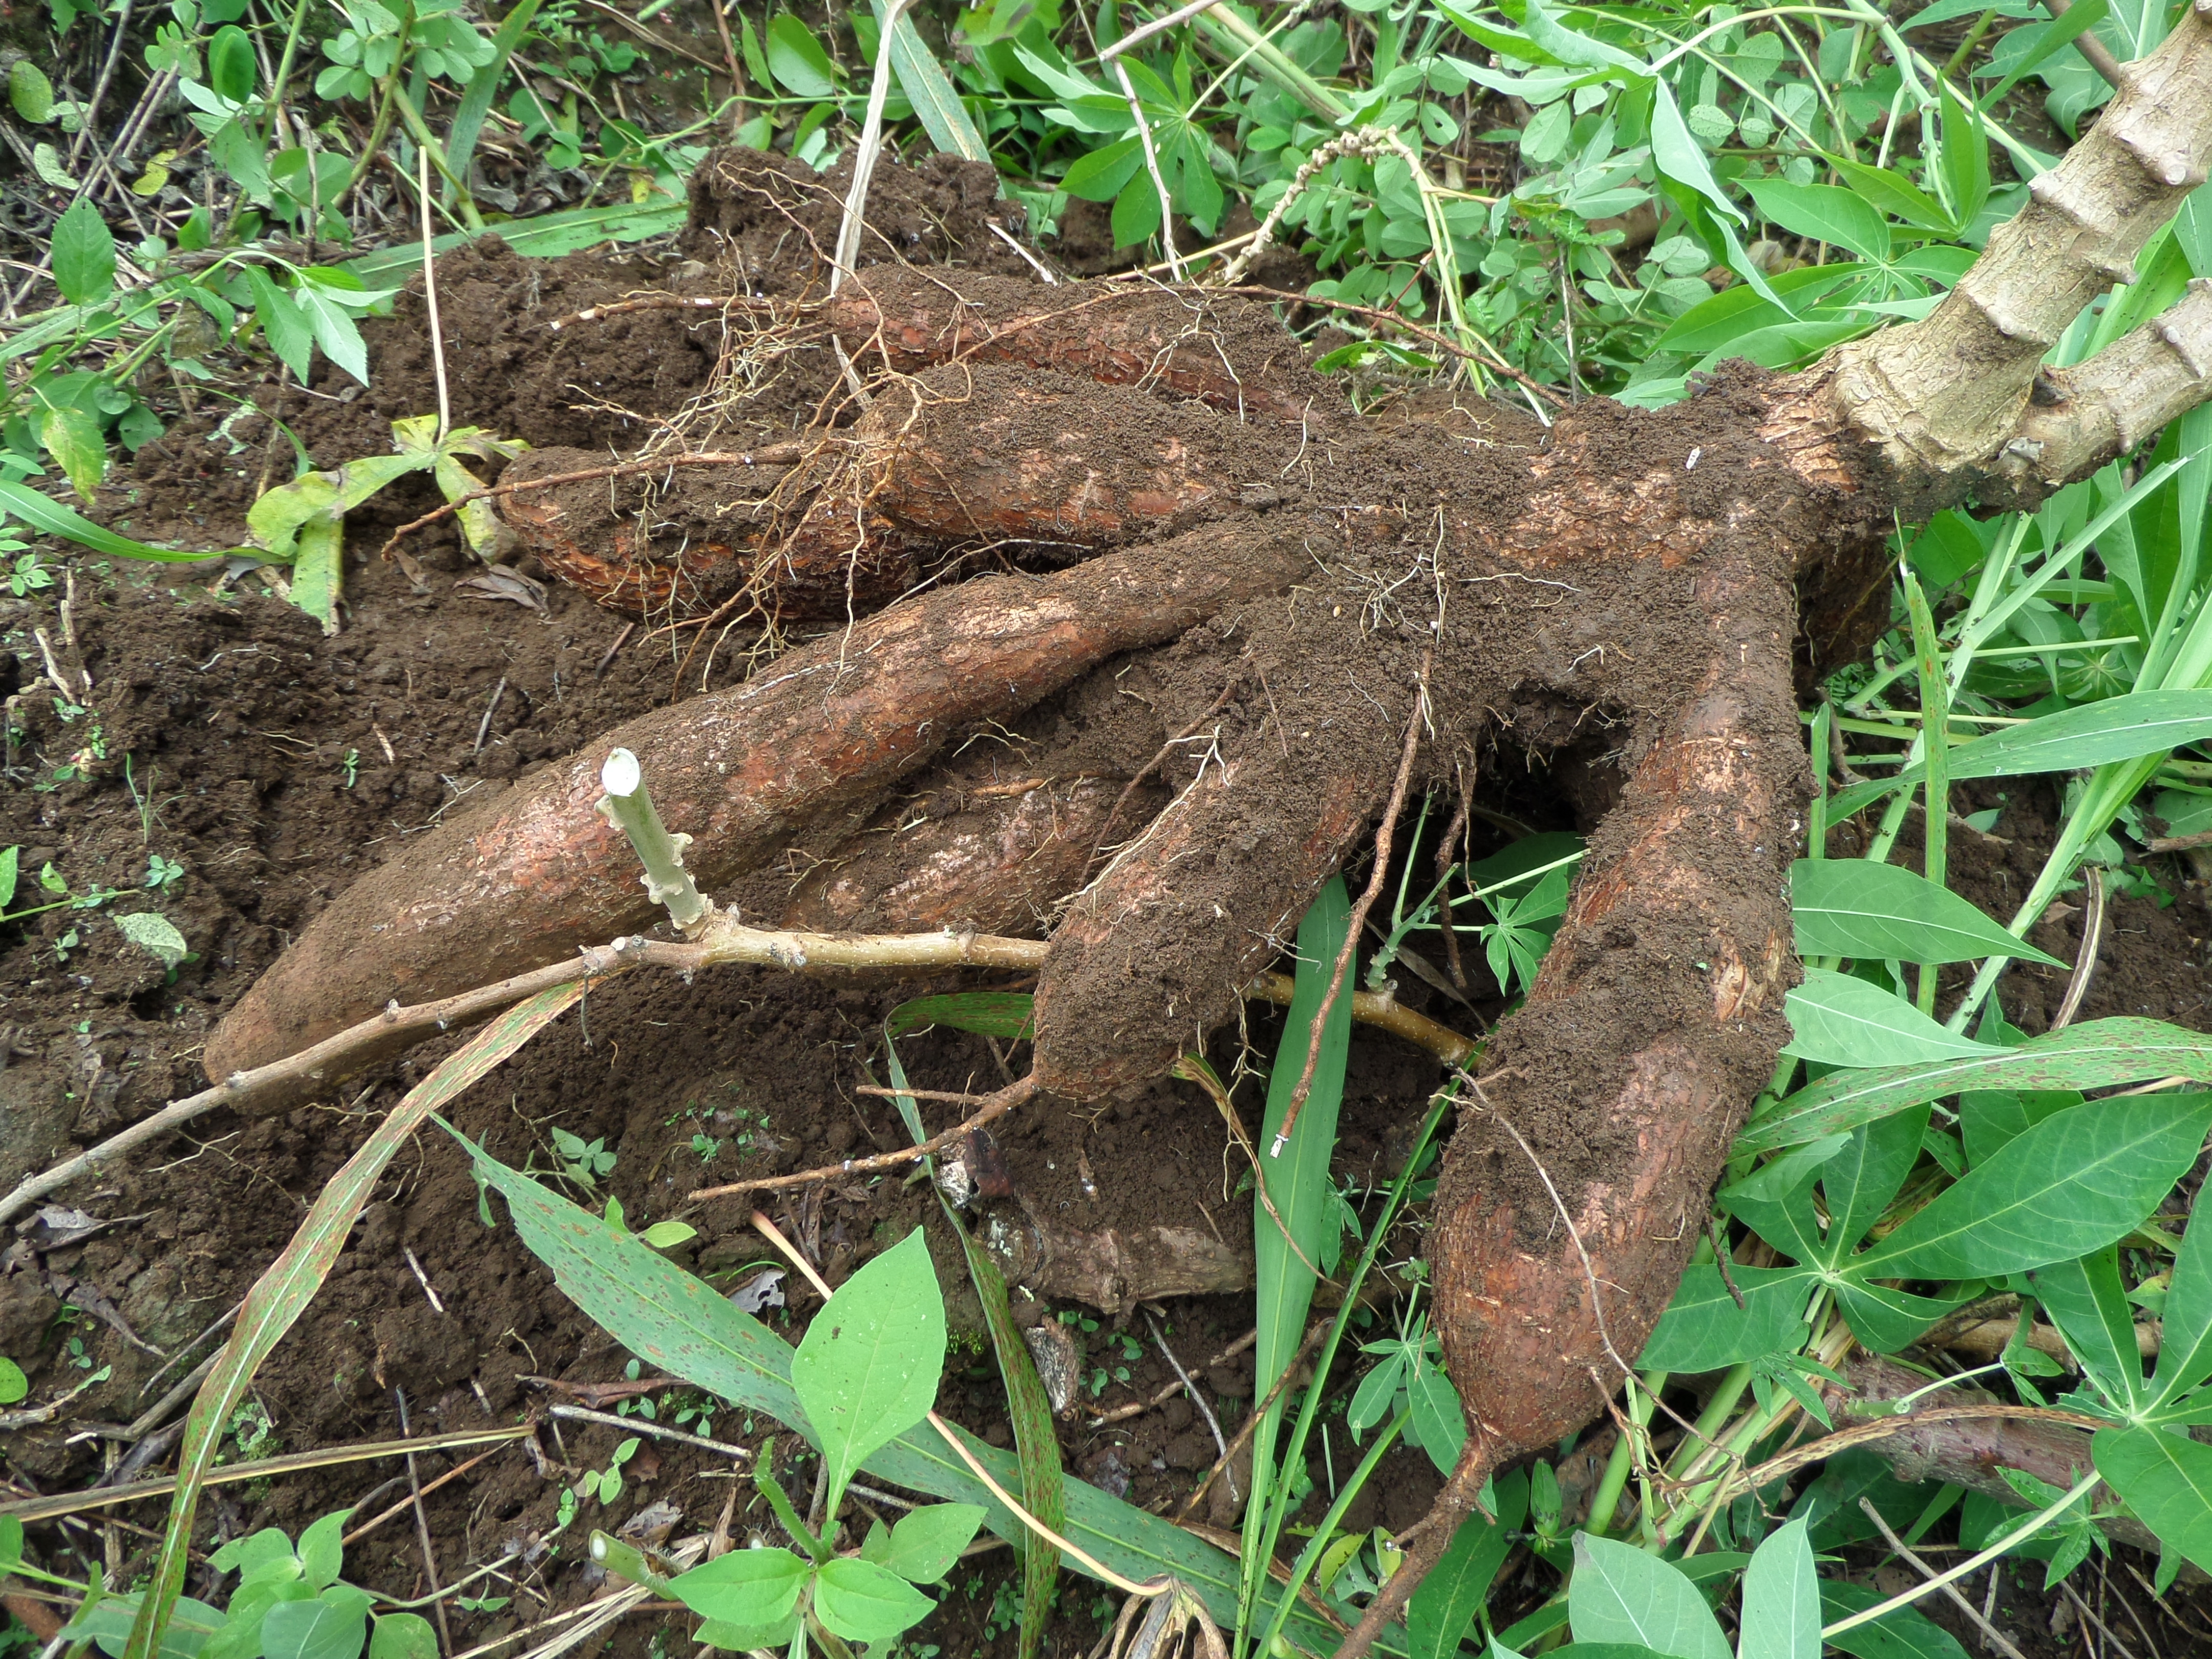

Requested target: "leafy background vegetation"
[{"left": 17, "top": 0, "right": 2212, "bottom": 1656}]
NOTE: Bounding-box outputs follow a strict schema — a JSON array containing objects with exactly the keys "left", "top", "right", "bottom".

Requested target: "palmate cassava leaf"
[
  {"left": 1738, "top": 1017, "right": 2212, "bottom": 1152},
  {"left": 1567, "top": 1533, "right": 1729, "bottom": 1659},
  {"left": 1790, "top": 859, "right": 2066, "bottom": 966},
  {"left": 446, "top": 1128, "right": 1377, "bottom": 1652}
]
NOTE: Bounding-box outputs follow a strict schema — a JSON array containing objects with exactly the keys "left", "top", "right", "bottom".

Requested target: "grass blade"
[
  {"left": 883, "top": 1039, "right": 1062, "bottom": 1659},
  {"left": 121, "top": 984, "right": 582, "bottom": 1659},
  {"left": 1242, "top": 877, "right": 1353, "bottom": 1634},
  {"left": 870, "top": 0, "right": 987, "bottom": 162},
  {"left": 0, "top": 479, "right": 247, "bottom": 563}
]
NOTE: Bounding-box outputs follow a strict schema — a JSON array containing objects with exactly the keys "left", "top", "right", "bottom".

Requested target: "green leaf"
[
  {"left": 288, "top": 515, "right": 343, "bottom": 635},
  {"left": 2150, "top": 1191, "right": 2212, "bottom": 1413},
  {"left": 668, "top": 1547, "right": 811, "bottom": 1627},
  {"left": 295, "top": 288, "right": 369, "bottom": 386},
  {"left": 1639, "top": 1264, "right": 1816, "bottom": 1373},
  {"left": 52, "top": 198, "right": 116, "bottom": 306},
  {"left": 1780, "top": 969, "right": 1997, "bottom": 1067},
  {"left": 1741, "top": 1017, "right": 2212, "bottom": 1152},
  {"left": 1649, "top": 79, "right": 1745, "bottom": 227},
  {"left": 1825, "top": 158, "right": 1951, "bottom": 233},
  {"left": 1827, "top": 690, "right": 2212, "bottom": 820},
  {"left": 1247, "top": 877, "right": 1353, "bottom": 1569},
  {"left": 247, "top": 451, "right": 430, "bottom": 562},
  {"left": 10, "top": 60, "right": 55, "bottom": 123},
  {"left": 208, "top": 24, "right": 256, "bottom": 102},
  {"left": 2032, "top": 1246, "right": 2146, "bottom": 1416},
  {"left": 1743, "top": 179, "right": 1891, "bottom": 262},
  {"left": 873, "top": 0, "right": 985, "bottom": 161},
  {"left": 0, "top": 845, "right": 17, "bottom": 912},
  {"left": 0, "top": 479, "right": 230, "bottom": 563},
  {"left": 246, "top": 267, "right": 314, "bottom": 382},
  {"left": 1937, "top": 80, "right": 1991, "bottom": 230},
  {"left": 2094, "top": 1426, "right": 2212, "bottom": 1572},
  {"left": 1409, "top": 1472, "right": 1528, "bottom": 1659},
  {"left": 116, "top": 911, "right": 189, "bottom": 970},
  {"left": 37, "top": 403, "right": 105, "bottom": 501},
  {"left": 876, "top": 1503, "right": 986, "bottom": 1584},
  {"left": 791, "top": 1228, "right": 945, "bottom": 1520},
  {"left": 1739, "top": 1518, "right": 1819, "bottom": 1659},
  {"left": 449, "top": 1129, "right": 1347, "bottom": 1649},
  {"left": 68, "top": 1593, "right": 227, "bottom": 1659},
  {"left": 1791, "top": 860, "right": 2065, "bottom": 967},
  {"left": 1859, "top": 1094, "right": 2212, "bottom": 1280},
  {"left": 259, "top": 1594, "right": 366, "bottom": 1659},
  {"left": 1567, "top": 1533, "right": 1730, "bottom": 1659},
  {"left": 813, "top": 1557, "right": 934, "bottom": 1642},
  {"left": 0, "top": 1513, "right": 22, "bottom": 1571},
  {"left": 765, "top": 14, "right": 840, "bottom": 97},
  {"left": 1656, "top": 264, "right": 1862, "bottom": 352},
  {"left": 294, "top": 1511, "right": 347, "bottom": 1590},
  {"left": 1061, "top": 136, "right": 1144, "bottom": 204},
  {"left": 885, "top": 992, "right": 1035, "bottom": 1040},
  {"left": 366, "top": 1614, "right": 437, "bottom": 1659},
  {"left": 1407, "top": 1348, "right": 1467, "bottom": 1475},
  {"left": 1818, "top": 1582, "right": 1971, "bottom": 1659}
]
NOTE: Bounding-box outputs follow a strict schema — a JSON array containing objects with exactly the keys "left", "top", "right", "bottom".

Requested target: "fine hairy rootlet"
[{"left": 204, "top": 10, "right": 2212, "bottom": 1650}]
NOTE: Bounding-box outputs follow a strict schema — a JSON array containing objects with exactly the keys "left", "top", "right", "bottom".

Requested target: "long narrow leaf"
[
  {"left": 0, "top": 479, "right": 246, "bottom": 564},
  {"left": 1737, "top": 1017, "right": 2212, "bottom": 1152},
  {"left": 872, "top": 0, "right": 987, "bottom": 162},
  {"left": 122, "top": 985, "right": 582, "bottom": 1659}
]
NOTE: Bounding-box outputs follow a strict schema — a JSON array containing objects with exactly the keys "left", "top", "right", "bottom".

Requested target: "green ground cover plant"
[{"left": 25, "top": 2, "right": 2212, "bottom": 1657}]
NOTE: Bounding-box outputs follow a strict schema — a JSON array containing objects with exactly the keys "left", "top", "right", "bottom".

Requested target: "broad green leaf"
[
  {"left": 1737, "top": 1017, "right": 2212, "bottom": 1152},
  {"left": 1567, "top": 1534, "right": 1729, "bottom": 1659},
  {"left": 295, "top": 288, "right": 369, "bottom": 386},
  {"left": 1407, "top": 1350, "right": 1466, "bottom": 1475},
  {"left": 1639, "top": 1265, "right": 1816, "bottom": 1373},
  {"left": 247, "top": 452, "right": 429, "bottom": 561},
  {"left": 0, "top": 1513, "right": 20, "bottom": 1570},
  {"left": 452, "top": 1130, "right": 1349, "bottom": 1650},
  {"left": 366, "top": 1614, "right": 436, "bottom": 1659},
  {"left": 1780, "top": 969, "right": 1997, "bottom": 1067},
  {"left": 1960, "top": 1089, "right": 2080, "bottom": 1164},
  {"left": 67, "top": 1593, "right": 226, "bottom": 1659},
  {"left": 1790, "top": 859, "right": 2065, "bottom": 966},
  {"left": 246, "top": 268, "right": 314, "bottom": 382},
  {"left": 2032, "top": 1246, "right": 2146, "bottom": 1415},
  {"left": 1739, "top": 1519, "right": 1819, "bottom": 1659},
  {"left": 116, "top": 911, "right": 189, "bottom": 970},
  {"left": 2093, "top": 1426, "right": 2212, "bottom": 1572},
  {"left": 765, "top": 14, "right": 840, "bottom": 96},
  {"left": 1656, "top": 265, "right": 1859, "bottom": 353},
  {"left": 814, "top": 1557, "right": 934, "bottom": 1642},
  {"left": 885, "top": 992, "right": 1035, "bottom": 1040},
  {"left": 1818, "top": 1582, "right": 1971, "bottom": 1659},
  {"left": 2151, "top": 1196, "right": 2212, "bottom": 1413},
  {"left": 11, "top": 60, "right": 55, "bottom": 122},
  {"left": 208, "top": 25, "right": 256, "bottom": 102},
  {"left": 1938, "top": 80, "right": 1991, "bottom": 229},
  {"left": 1743, "top": 179, "right": 1891, "bottom": 262},
  {"left": 1825, "top": 158, "right": 1950, "bottom": 232},
  {"left": 791, "top": 1228, "right": 946, "bottom": 1518},
  {"left": 1649, "top": 79, "right": 1745, "bottom": 227},
  {"left": 1822, "top": 1107, "right": 1928, "bottom": 1261},
  {"left": 1828, "top": 690, "right": 2212, "bottom": 820},
  {"left": 259, "top": 1594, "right": 366, "bottom": 1659},
  {"left": 37, "top": 403, "right": 105, "bottom": 501},
  {"left": 0, "top": 845, "right": 18, "bottom": 912},
  {"left": 53, "top": 198, "right": 117, "bottom": 306},
  {"left": 668, "top": 1547, "right": 810, "bottom": 1627},
  {"left": 1859, "top": 1094, "right": 2212, "bottom": 1279},
  {"left": 295, "top": 1511, "right": 347, "bottom": 1590},
  {"left": 876, "top": 1503, "right": 986, "bottom": 1584},
  {"left": 1409, "top": 1472, "right": 1528, "bottom": 1659},
  {"left": 288, "top": 515, "right": 343, "bottom": 635}
]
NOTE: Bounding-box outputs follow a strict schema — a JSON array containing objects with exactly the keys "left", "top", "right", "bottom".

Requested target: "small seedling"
[
  {"left": 0, "top": 1357, "right": 25, "bottom": 1405},
  {"left": 549, "top": 1126, "right": 617, "bottom": 1188},
  {"left": 143, "top": 854, "right": 185, "bottom": 891},
  {"left": 341, "top": 747, "right": 360, "bottom": 787}
]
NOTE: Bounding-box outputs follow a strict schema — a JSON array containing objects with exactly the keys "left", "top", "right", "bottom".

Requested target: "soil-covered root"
[
  {"left": 204, "top": 526, "right": 1308, "bottom": 1080},
  {"left": 495, "top": 360, "right": 1278, "bottom": 622}
]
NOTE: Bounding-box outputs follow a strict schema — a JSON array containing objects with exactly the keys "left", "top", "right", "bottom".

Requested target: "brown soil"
[{"left": 8, "top": 145, "right": 2212, "bottom": 1659}]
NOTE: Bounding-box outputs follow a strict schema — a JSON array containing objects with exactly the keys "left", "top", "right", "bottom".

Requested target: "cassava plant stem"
[{"left": 597, "top": 749, "right": 712, "bottom": 932}]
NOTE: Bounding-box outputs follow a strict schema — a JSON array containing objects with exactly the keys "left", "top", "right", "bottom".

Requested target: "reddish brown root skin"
[{"left": 205, "top": 533, "right": 1303, "bottom": 1078}]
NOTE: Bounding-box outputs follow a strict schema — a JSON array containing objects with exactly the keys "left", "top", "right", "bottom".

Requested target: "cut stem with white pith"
[{"left": 597, "top": 748, "right": 712, "bottom": 931}]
